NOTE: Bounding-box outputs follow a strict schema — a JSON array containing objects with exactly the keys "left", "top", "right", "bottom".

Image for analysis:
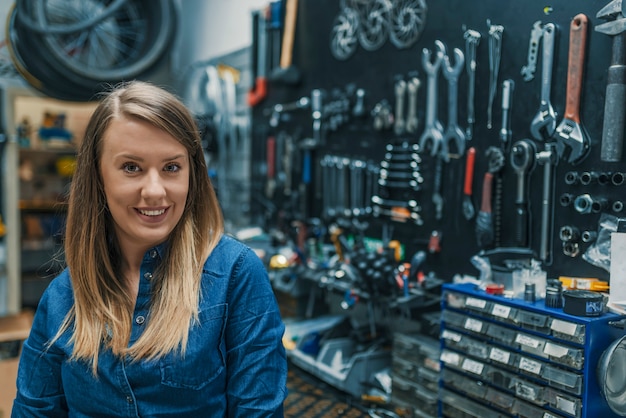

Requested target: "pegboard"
[{"left": 250, "top": 0, "right": 622, "bottom": 283}]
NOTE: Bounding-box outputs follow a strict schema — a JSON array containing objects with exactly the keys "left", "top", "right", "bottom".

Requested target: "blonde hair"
[{"left": 58, "top": 81, "right": 223, "bottom": 373}]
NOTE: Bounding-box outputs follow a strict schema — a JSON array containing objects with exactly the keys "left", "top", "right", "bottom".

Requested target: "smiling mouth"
[{"left": 138, "top": 209, "right": 166, "bottom": 216}]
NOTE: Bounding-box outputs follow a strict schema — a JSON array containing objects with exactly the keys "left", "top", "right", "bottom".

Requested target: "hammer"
[
  {"left": 270, "top": 0, "right": 301, "bottom": 85},
  {"left": 596, "top": 0, "right": 626, "bottom": 162}
]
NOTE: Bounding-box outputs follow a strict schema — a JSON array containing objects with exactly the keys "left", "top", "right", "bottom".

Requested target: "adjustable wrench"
[
  {"left": 442, "top": 47, "right": 466, "bottom": 159},
  {"left": 418, "top": 41, "right": 445, "bottom": 158},
  {"left": 530, "top": 23, "right": 557, "bottom": 141},
  {"left": 555, "top": 14, "right": 590, "bottom": 164},
  {"left": 510, "top": 140, "right": 536, "bottom": 247}
]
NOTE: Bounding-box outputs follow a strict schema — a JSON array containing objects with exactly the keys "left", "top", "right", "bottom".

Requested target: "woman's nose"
[{"left": 141, "top": 170, "right": 166, "bottom": 199}]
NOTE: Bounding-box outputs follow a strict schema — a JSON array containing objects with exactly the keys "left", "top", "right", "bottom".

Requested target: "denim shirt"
[{"left": 12, "top": 235, "right": 288, "bottom": 417}]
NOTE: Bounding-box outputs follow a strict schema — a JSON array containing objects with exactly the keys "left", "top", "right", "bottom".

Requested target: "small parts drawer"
[{"left": 440, "top": 283, "right": 619, "bottom": 418}]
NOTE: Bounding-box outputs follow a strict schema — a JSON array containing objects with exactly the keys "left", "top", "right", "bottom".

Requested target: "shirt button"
[
  {"left": 126, "top": 396, "right": 133, "bottom": 404},
  {"left": 135, "top": 315, "right": 145, "bottom": 325},
  {"left": 150, "top": 250, "right": 158, "bottom": 259},
  {"left": 144, "top": 272, "right": 153, "bottom": 280}
]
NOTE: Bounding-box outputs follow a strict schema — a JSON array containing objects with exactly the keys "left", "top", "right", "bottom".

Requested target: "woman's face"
[{"left": 99, "top": 117, "right": 190, "bottom": 253}]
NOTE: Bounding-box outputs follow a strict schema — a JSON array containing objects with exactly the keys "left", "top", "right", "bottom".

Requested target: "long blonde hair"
[{"left": 59, "top": 81, "right": 223, "bottom": 373}]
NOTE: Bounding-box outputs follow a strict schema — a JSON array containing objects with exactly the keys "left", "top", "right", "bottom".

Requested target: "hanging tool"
[
  {"left": 462, "top": 147, "right": 476, "bottom": 220},
  {"left": 464, "top": 29, "right": 481, "bottom": 140},
  {"left": 247, "top": 9, "right": 268, "bottom": 106},
  {"left": 530, "top": 23, "right": 557, "bottom": 141},
  {"left": 487, "top": 21, "right": 504, "bottom": 129},
  {"left": 521, "top": 21, "right": 543, "bottom": 82},
  {"left": 270, "top": 0, "right": 301, "bottom": 84},
  {"left": 265, "top": 135, "right": 276, "bottom": 198},
  {"left": 476, "top": 172, "right": 494, "bottom": 248},
  {"left": 418, "top": 40, "right": 445, "bottom": 158},
  {"left": 405, "top": 77, "right": 420, "bottom": 133},
  {"left": 486, "top": 146, "right": 505, "bottom": 247},
  {"left": 442, "top": 46, "right": 466, "bottom": 157},
  {"left": 394, "top": 78, "right": 407, "bottom": 135},
  {"left": 536, "top": 143, "right": 557, "bottom": 264},
  {"left": 555, "top": 14, "right": 590, "bottom": 165},
  {"left": 499, "top": 79, "right": 514, "bottom": 151},
  {"left": 596, "top": 0, "right": 626, "bottom": 162},
  {"left": 510, "top": 139, "right": 536, "bottom": 247},
  {"left": 268, "top": 1, "right": 283, "bottom": 75}
]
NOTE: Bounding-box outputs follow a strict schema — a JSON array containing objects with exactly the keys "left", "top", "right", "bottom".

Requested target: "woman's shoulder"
[
  {"left": 44, "top": 268, "right": 74, "bottom": 297},
  {"left": 33, "top": 268, "right": 74, "bottom": 324},
  {"left": 203, "top": 234, "right": 263, "bottom": 272}
]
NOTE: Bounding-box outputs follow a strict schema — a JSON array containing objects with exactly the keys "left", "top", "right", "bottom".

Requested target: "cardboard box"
[{"left": 0, "top": 311, "right": 33, "bottom": 418}]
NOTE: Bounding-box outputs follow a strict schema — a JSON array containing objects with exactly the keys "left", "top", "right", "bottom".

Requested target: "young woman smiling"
[{"left": 12, "top": 81, "right": 288, "bottom": 417}]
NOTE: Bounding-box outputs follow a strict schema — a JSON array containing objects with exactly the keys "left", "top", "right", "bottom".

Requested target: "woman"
[{"left": 12, "top": 81, "right": 288, "bottom": 417}]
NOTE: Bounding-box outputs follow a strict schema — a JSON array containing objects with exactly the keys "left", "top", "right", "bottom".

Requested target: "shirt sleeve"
[
  {"left": 224, "top": 245, "right": 288, "bottom": 417},
  {"left": 12, "top": 285, "right": 69, "bottom": 417}
]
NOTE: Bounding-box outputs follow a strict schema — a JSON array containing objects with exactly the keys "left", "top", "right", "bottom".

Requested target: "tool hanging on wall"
[
  {"left": 270, "top": 0, "right": 301, "bottom": 84},
  {"left": 596, "top": 0, "right": 626, "bottom": 162},
  {"left": 463, "top": 29, "right": 481, "bottom": 141},
  {"left": 462, "top": 147, "right": 476, "bottom": 220},
  {"left": 554, "top": 13, "right": 590, "bottom": 165},
  {"left": 248, "top": 9, "right": 268, "bottom": 106},
  {"left": 486, "top": 20, "right": 504, "bottom": 130},
  {"left": 529, "top": 22, "right": 557, "bottom": 141},
  {"left": 520, "top": 20, "right": 543, "bottom": 82},
  {"left": 510, "top": 139, "right": 536, "bottom": 248}
]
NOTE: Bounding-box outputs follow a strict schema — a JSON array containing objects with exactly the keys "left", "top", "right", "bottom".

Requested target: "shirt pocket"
[{"left": 159, "top": 303, "right": 227, "bottom": 390}]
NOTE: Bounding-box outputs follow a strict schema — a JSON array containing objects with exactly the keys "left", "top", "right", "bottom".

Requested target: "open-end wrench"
[
  {"left": 510, "top": 139, "right": 537, "bottom": 247},
  {"left": 405, "top": 77, "right": 420, "bottom": 133},
  {"left": 418, "top": 41, "right": 445, "bottom": 158},
  {"left": 555, "top": 14, "right": 590, "bottom": 164},
  {"left": 530, "top": 23, "right": 557, "bottom": 141},
  {"left": 394, "top": 79, "right": 407, "bottom": 135},
  {"left": 442, "top": 47, "right": 466, "bottom": 159}
]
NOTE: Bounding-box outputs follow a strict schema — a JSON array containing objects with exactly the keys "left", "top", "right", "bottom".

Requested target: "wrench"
[
  {"left": 530, "top": 23, "right": 557, "bottom": 141},
  {"left": 555, "top": 14, "right": 590, "bottom": 164},
  {"left": 510, "top": 140, "right": 537, "bottom": 247},
  {"left": 418, "top": 41, "right": 445, "bottom": 158},
  {"left": 464, "top": 29, "right": 481, "bottom": 140},
  {"left": 394, "top": 79, "right": 407, "bottom": 135},
  {"left": 521, "top": 20, "right": 544, "bottom": 81},
  {"left": 405, "top": 77, "right": 420, "bottom": 133},
  {"left": 442, "top": 47, "right": 466, "bottom": 159}
]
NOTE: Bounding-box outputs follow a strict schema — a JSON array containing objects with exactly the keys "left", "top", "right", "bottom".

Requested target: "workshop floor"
[{"left": 284, "top": 364, "right": 370, "bottom": 417}]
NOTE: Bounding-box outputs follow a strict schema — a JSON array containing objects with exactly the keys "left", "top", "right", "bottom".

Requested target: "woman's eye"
[
  {"left": 164, "top": 163, "right": 181, "bottom": 172},
  {"left": 123, "top": 162, "right": 141, "bottom": 173}
]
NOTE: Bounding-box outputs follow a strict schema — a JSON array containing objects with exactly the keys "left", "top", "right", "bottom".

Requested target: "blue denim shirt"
[{"left": 12, "top": 235, "right": 288, "bottom": 417}]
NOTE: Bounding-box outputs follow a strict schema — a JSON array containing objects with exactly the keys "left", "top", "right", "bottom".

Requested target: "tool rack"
[
  {"left": 440, "top": 282, "right": 624, "bottom": 418},
  {"left": 250, "top": 0, "right": 626, "bottom": 410}
]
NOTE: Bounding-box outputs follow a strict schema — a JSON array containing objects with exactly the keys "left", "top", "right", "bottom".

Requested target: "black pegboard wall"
[{"left": 251, "top": 0, "right": 621, "bottom": 283}]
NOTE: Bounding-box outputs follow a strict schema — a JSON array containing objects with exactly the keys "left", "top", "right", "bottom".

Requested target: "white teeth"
[{"left": 139, "top": 209, "right": 165, "bottom": 216}]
